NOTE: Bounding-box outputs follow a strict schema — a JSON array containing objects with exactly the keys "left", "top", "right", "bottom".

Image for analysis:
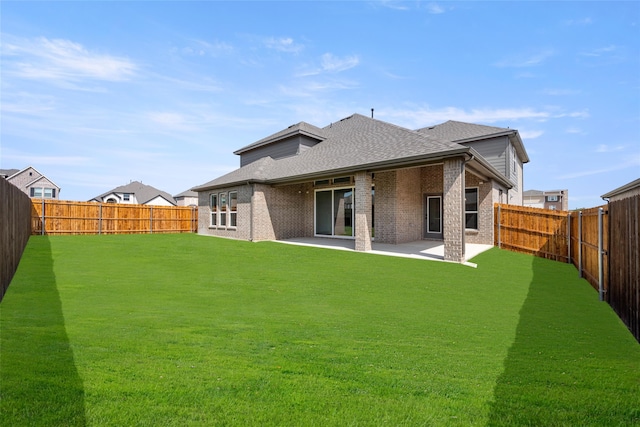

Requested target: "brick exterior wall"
[
  {"left": 354, "top": 172, "right": 372, "bottom": 251},
  {"left": 255, "top": 182, "right": 312, "bottom": 241},
  {"left": 395, "top": 168, "right": 423, "bottom": 243},
  {"left": 198, "top": 184, "right": 253, "bottom": 241},
  {"left": 464, "top": 172, "right": 493, "bottom": 245},
  {"left": 198, "top": 182, "right": 313, "bottom": 242},
  {"left": 197, "top": 161, "right": 497, "bottom": 259},
  {"left": 443, "top": 158, "right": 464, "bottom": 262},
  {"left": 421, "top": 164, "right": 443, "bottom": 194},
  {"left": 373, "top": 171, "right": 396, "bottom": 244}
]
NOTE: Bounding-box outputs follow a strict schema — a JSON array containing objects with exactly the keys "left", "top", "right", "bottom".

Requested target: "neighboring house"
[
  {"left": 174, "top": 189, "right": 198, "bottom": 207},
  {"left": 601, "top": 178, "right": 640, "bottom": 202},
  {"left": 193, "top": 113, "right": 529, "bottom": 262},
  {"left": 91, "top": 181, "right": 177, "bottom": 206},
  {"left": 0, "top": 166, "right": 61, "bottom": 199},
  {"left": 523, "top": 189, "right": 569, "bottom": 211}
]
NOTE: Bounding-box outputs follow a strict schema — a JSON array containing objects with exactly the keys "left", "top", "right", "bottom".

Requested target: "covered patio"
[{"left": 278, "top": 237, "right": 493, "bottom": 268}]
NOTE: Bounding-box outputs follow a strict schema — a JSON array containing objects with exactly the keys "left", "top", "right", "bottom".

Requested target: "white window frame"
[
  {"left": 465, "top": 187, "right": 479, "bottom": 230},
  {"left": 228, "top": 191, "right": 238, "bottom": 228},
  {"left": 210, "top": 194, "right": 218, "bottom": 227},
  {"left": 219, "top": 192, "right": 227, "bottom": 227}
]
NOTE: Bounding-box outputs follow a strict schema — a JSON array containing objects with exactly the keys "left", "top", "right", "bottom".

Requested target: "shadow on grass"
[
  {"left": 487, "top": 254, "right": 640, "bottom": 426},
  {"left": 0, "top": 236, "right": 86, "bottom": 426}
]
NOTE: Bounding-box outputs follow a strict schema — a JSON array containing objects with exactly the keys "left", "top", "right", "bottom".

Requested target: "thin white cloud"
[
  {"left": 565, "top": 127, "right": 586, "bottom": 135},
  {"left": 543, "top": 88, "right": 581, "bottom": 96},
  {"left": 519, "top": 130, "right": 544, "bottom": 139},
  {"left": 426, "top": 3, "right": 445, "bottom": 14},
  {"left": 385, "top": 106, "right": 552, "bottom": 126},
  {"left": 321, "top": 53, "right": 360, "bottom": 73},
  {"left": 595, "top": 144, "right": 626, "bottom": 153},
  {"left": 557, "top": 155, "right": 640, "bottom": 179},
  {"left": 377, "top": 1, "right": 410, "bottom": 11},
  {"left": 2, "top": 152, "right": 89, "bottom": 166},
  {"left": 564, "top": 17, "right": 593, "bottom": 26},
  {"left": 295, "top": 53, "right": 360, "bottom": 77},
  {"left": 179, "top": 39, "right": 233, "bottom": 56},
  {"left": 263, "top": 37, "right": 303, "bottom": 53},
  {"left": 1, "top": 35, "right": 137, "bottom": 84},
  {"left": 580, "top": 45, "right": 617, "bottom": 57},
  {"left": 494, "top": 49, "right": 555, "bottom": 67}
]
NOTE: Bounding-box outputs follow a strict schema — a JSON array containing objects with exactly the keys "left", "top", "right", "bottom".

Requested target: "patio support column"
[
  {"left": 354, "top": 171, "right": 372, "bottom": 252},
  {"left": 443, "top": 158, "right": 465, "bottom": 262}
]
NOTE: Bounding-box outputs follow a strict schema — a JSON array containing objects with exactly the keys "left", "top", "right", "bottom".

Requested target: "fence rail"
[{"left": 31, "top": 200, "right": 198, "bottom": 235}]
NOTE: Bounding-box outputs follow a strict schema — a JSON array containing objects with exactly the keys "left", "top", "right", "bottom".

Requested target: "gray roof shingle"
[
  {"left": 193, "top": 114, "right": 469, "bottom": 191},
  {"left": 92, "top": 181, "right": 177, "bottom": 205},
  {"left": 416, "top": 120, "right": 513, "bottom": 142}
]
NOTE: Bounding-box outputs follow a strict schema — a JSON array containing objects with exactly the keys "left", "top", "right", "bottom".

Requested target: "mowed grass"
[{"left": 1, "top": 234, "right": 639, "bottom": 426}]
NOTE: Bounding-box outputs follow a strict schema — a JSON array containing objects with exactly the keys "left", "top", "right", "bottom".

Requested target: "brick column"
[
  {"left": 354, "top": 171, "right": 372, "bottom": 252},
  {"left": 443, "top": 158, "right": 464, "bottom": 262}
]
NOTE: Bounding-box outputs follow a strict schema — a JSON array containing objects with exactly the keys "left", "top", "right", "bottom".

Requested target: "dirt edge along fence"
[
  {"left": 1, "top": 179, "right": 32, "bottom": 301},
  {"left": 31, "top": 199, "right": 198, "bottom": 235},
  {"left": 495, "top": 203, "right": 608, "bottom": 297}
]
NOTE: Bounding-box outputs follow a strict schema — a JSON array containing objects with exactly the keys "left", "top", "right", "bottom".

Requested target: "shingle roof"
[
  {"left": 417, "top": 120, "right": 513, "bottom": 142},
  {"left": 92, "top": 181, "right": 177, "bottom": 205},
  {"left": 193, "top": 114, "right": 470, "bottom": 190},
  {"left": 234, "top": 121, "right": 327, "bottom": 155},
  {"left": 601, "top": 178, "right": 640, "bottom": 199},
  {"left": 0, "top": 168, "right": 20, "bottom": 178},
  {"left": 417, "top": 120, "right": 529, "bottom": 164},
  {"left": 174, "top": 189, "right": 198, "bottom": 198}
]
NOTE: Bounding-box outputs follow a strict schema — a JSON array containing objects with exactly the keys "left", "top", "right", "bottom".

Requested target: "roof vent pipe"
[{"left": 371, "top": 108, "right": 374, "bottom": 118}]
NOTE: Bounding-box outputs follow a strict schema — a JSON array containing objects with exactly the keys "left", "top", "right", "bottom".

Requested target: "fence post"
[
  {"left": 567, "top": 213, "right": 571, "bottom": 264},
  {"left": 497, "top": 204, "right": 501, "bottom": 248},
  {"left": 41, "top": 199, "right": 45, "bottom": 235},
  {"left": 598, "top": 207, "right": 604, "bottom": 301},
  {"left": 150, "top": 206, "right": 153, "bottom": 234},
  {"left": 578, "top": 210, "right": 583, "bottom": 278},
  {"left": 99, "top": 203, "right": 102, "bottom": 235}
]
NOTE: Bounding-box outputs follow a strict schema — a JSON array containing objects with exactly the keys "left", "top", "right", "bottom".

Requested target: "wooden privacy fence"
[
  {"left": 1, "top": 179, "right": 32, "bottom": 301},
  {"left": 495, "top": 204, "right": 609, "bottom": 300},
  {"left": 607, "top": 195, "right": 639, "bottom": 342},
  {"left": 31, "top": 200, "right": 198, "bottom": 235}
]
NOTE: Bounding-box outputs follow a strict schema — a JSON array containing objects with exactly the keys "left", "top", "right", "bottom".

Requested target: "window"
[
  {"left": 123, "top": 193, "right": 131, "bottom": 201},
  {"left": 333, "top": 176, "right": 352, "bottom": 184},
  {"left": 315, "top": 187, "right": 354, "bottom": 237},
  {"left": 210, "top": 194, "right": 218, "bottom": 226},
  {"left": 219, "top": 193, "right": 227, "bottom": 226},
  {"left": 465, "top": 188, "right": 478, "bottom": 230},
  {"left": 229, "top": 191, "right": 238, "bottom": 227},
  {"left": 30, "top": 187, "right": 55, "bottom": 198},
  {"left": 547, "top": 195, "right": 558, "bottom": 202}
]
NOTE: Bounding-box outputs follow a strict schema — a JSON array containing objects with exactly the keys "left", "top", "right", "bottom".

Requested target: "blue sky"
[{"left": 1, "top": 1, "right": 638, "bottom": 208}]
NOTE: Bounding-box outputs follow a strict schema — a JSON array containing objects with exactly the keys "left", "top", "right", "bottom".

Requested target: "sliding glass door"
[{"left": 315, "top": 188, "right": 354, "bottom": 237}]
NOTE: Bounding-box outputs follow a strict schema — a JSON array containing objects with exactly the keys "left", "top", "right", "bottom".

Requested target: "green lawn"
[{"left": 1, "top": 234, "right": 639, "bottom": 426}]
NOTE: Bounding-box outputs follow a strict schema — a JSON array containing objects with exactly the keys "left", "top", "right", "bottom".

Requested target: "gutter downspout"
[{"left": 461, "top": 153, "right": 474, "bottom": 260}]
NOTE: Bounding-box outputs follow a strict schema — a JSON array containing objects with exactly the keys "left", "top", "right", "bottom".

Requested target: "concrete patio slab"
[{"left": 278, "top": 237, "right": 493, "bottom": 267}]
